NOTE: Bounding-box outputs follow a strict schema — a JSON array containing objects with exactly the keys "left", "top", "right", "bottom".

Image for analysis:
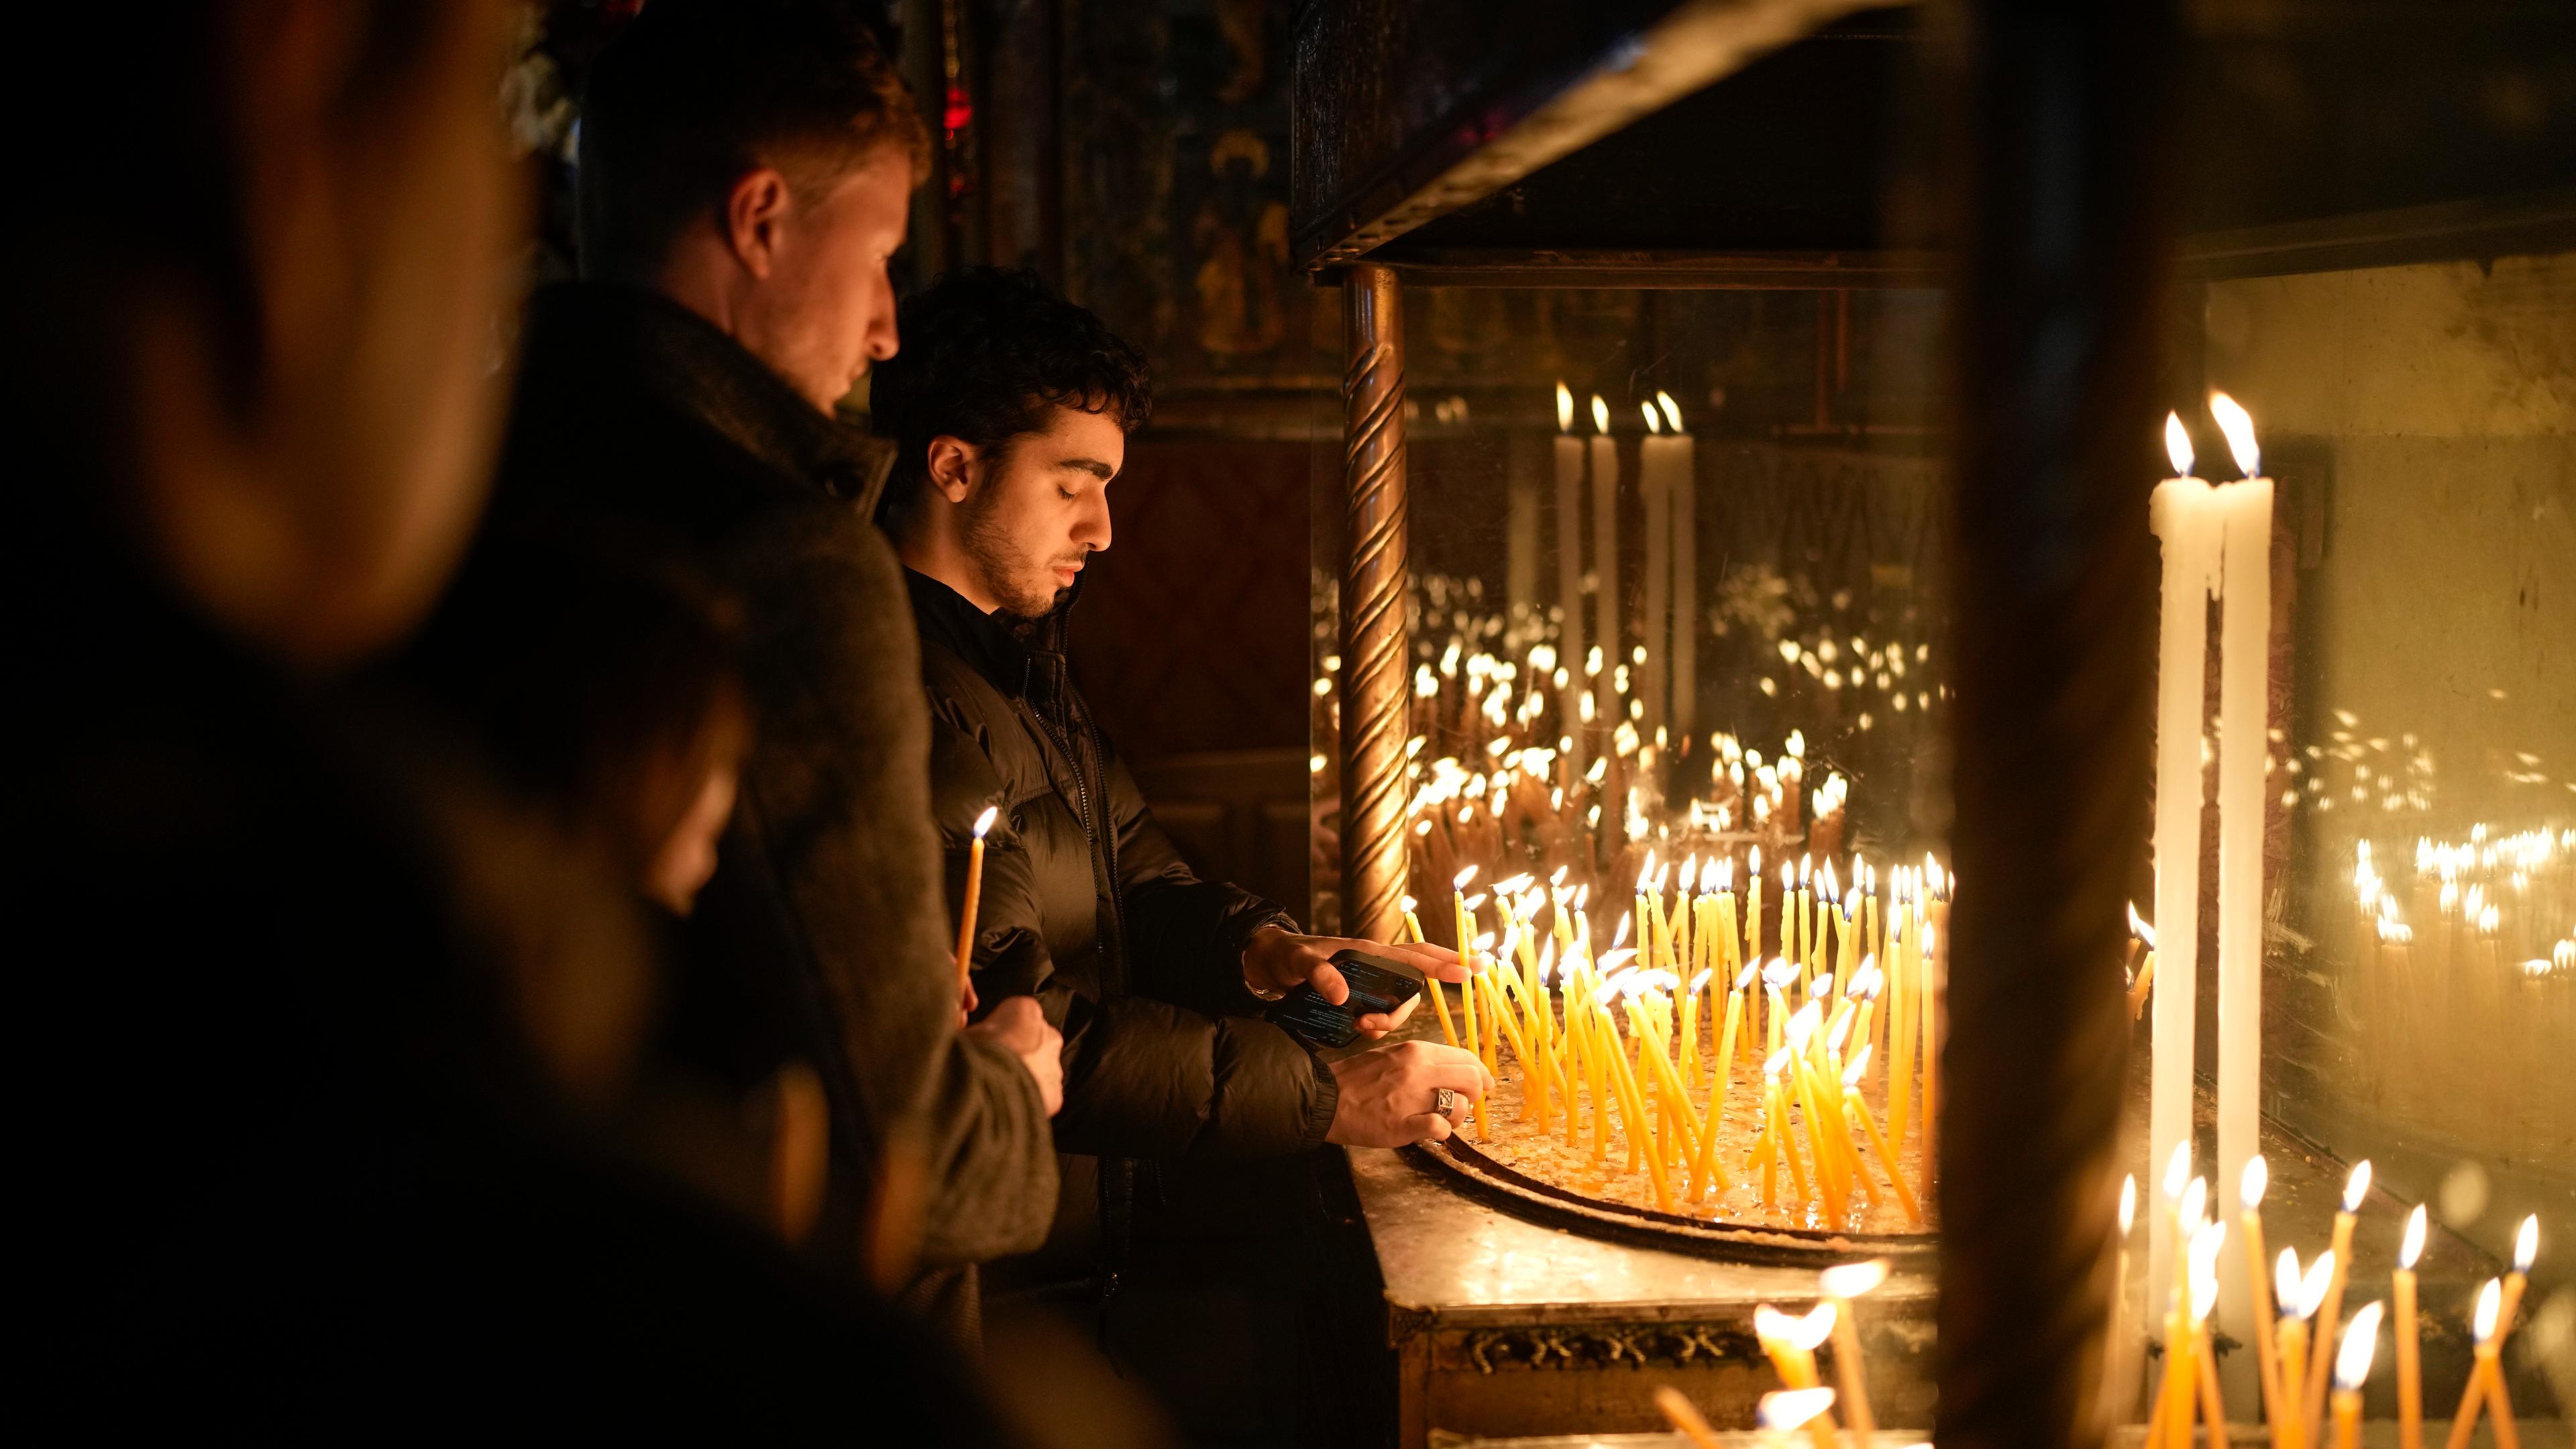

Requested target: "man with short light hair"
[{"left": 440, "top": 0, "right": 1061, "bottom": 1338}]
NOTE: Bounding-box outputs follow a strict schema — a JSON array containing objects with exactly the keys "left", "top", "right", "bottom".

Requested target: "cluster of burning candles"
[
  {"left": 1400, "top": 844, "right": 1946, "bottom": 1225},
  {"left": 1655, "top": 1258, "right": 1911, "bottom": 1448},
  {"left": 2112, "top": 1147, "right": 2541, "bottom": 1449}
]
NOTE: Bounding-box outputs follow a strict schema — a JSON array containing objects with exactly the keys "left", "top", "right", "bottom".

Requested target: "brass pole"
[{"left": 1339, "top": 262, "right": 1409, "bottom": 943}]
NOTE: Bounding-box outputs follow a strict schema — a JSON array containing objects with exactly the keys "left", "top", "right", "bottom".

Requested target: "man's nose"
[
  {"left": 865, "top": 290, "right": 900, "bottom": 362},
  {"left": 1076, "top": 492, "right": 1112, "bottom": 552}
]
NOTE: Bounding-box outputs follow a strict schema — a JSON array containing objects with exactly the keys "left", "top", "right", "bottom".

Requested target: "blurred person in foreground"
[
  {"left": 427, "top": 0, "right": 1058, "bottom": 1337},
  {"left": 871, "top": 268, "right": 1491, "bottom": 1316},
  {"left": 5, "top": 0, "right": 1016, "bottom": 1433}
]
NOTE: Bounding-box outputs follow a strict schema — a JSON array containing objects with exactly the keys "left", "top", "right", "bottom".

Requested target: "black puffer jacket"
[{"left": 905, "top": 570, "right": 1338, "bottom": 1265}]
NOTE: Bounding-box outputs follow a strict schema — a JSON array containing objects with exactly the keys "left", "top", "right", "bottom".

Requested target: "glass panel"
[{"left": 2214, "top": 252, "right": 2576, "bottom": 1274}]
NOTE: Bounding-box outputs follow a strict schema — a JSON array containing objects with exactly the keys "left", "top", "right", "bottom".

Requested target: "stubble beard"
[{"left": 961, "top": 492, "right": 1067, "bottom": 619}]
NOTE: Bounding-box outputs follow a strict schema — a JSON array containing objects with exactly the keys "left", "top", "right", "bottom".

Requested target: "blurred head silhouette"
[{"left": 9, "top": 0, "right": 526, "bottom": 668}]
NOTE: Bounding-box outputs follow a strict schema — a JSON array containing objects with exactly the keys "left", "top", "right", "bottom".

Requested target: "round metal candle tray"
[{"left": 1403, "top": 1134, "right": 1937, "bottom": 1266}]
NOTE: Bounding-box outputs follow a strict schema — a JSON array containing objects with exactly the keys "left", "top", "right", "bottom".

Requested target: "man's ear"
[
  {"left": 721, "top": 167, "right": 796, "bottom": 279},
  {"left": 924, "top": 435, "right": 979, "bottom": 504}
]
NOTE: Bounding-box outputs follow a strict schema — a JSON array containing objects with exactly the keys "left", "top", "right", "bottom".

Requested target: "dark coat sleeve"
[
  {"left": 718, "top": 504, "right": 1054, "bottom": 1266},
  {"left": 927, "top": 705, "right": 1336, "bottom": 1161},
  {"left": 1102, "top": 749, "right": 1300, "bottom": 1022}
]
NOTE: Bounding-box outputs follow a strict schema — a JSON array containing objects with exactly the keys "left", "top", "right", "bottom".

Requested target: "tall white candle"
[
  {"left": 1660, "top": 392, "right": 1697, "bottom": 743},
  {"left": 1589, "top": 394, "right": 1621, "bottom": 739},
  {"left": 1640, "top": 401, "right": 1676, "bottom": 748},
  {"left": 1554, "top": 384, "right": 1588, "bottom": 775},
  {"left": 2148, "top": 412, "right": 2220, "bottom": 1307},
  {"left": 2210, "top": 390, "right": 2275, "bottom": 1375},
  {"left": 1507, "top": 435, "right": 1541, "bottom": 632}
]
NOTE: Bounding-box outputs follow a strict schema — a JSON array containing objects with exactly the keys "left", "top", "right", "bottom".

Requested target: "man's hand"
[
  {"left": 1324, "top": 1040, "right": 1495, "bottom": 1147},
  {"left": 964, "top": 995, "right": 1063, "bottom": 1117},
  {"left": 1242, "top": 927, "right": 1466, "bottom": 1039}
]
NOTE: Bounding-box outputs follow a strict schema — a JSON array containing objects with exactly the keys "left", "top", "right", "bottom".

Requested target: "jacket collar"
[
  {"left": 904, "top": 568, "right": 1087, "bottom": 700},
  {"left": 520, "top": 282, "right": 891, "bottom": 513}
]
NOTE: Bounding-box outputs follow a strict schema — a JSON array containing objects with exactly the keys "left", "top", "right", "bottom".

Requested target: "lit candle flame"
[
  {"left": 2163, "top": 1141, "right": 2192, "bottom": 1201},
  {"left": 2128, "top": 901, "right": 2156, "bottom": 949},
  {"left": 1454, "top": 865, "right": 1479, "bottom": 890},
  {"left": 2473, "top": 1277, "right": 2500, "bottom": 1343},
  {"left": 1556, "top": 381, "right": 1574, "bottom": 433},
  {"left": 1819, "top": 1258, "right": 1890, "bottom": 1299},
  {"left": 2276, "top": 1248, "right": 2302, "bottom": 1311},
  {"left": 1764, "top": 1048, "right": 1791, "bottom": 1077},
  {"left": 1735, "top": 963, "right": 1758, "bottom": 991},
  {"left": 2342, "top": 1159, "right": 2373, "bottom": 1214},
  {"left": 1758, "top": 1387, "right": 1838, "bottom": 1432},
  {"left": 2165, "top": 411, "right": 2195, "bottom": 477},
  {"left": 1788, "top": 1303, "right": 1838, "bottom": 1350},
  {"left": 972, "top": 804, "right": 1000, "bottom": 839},
  {"left": 2209, "top": 390, "right": 2261, "bottom": 478},
  {"left": 1642, "top": 400, "right": 1661, "bottom": 433},
  {"left": 1658, "top": 390, "right": 1684, "bottom": 433},
  {"left": 2296, "top": 1250, "right": 2338, "bottom": 1320},
  {"left": 2181, "top": 1177, "right": 2208, "bottom": 1234},
  {"left": 2241, "top": 1153, "right": 2269, "bottom": 1212},
  {"left": 1842, "top": 1045, "right": 1872, "bottom": 1085},
  {"left": 1785, "top": 1000, "right": 1822, "bottom": 1049},
  {"left": 2399, "top": 1203, "right": 2427, "bottom": 1271},
  {"left": 1590, "top": 394, "right": 1610, "bottom": 435},
  {"left": 2334, "top": 1300, "right": 2384, "bottom": 1390},
  {"left": 2118, "top": 1175, "right": 2137, "bottom": 1236},
  {"left": 2512, "top": 1214, "right": 2538, "bottom": 1273}
]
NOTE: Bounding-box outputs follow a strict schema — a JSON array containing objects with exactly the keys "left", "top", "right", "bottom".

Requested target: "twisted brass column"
[{"left": 1339, "top": 263, "right": 1409, "bottom": 943}]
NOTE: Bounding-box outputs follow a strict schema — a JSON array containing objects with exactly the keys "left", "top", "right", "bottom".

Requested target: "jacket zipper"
[{"left": 1023, "top": 655, "right": 1134, "bottom": 1292}]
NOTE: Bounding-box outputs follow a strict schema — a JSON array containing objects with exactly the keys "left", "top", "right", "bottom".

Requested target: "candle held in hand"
[{"left": 955, "top": 804, "right": 999, "bottom": 991}]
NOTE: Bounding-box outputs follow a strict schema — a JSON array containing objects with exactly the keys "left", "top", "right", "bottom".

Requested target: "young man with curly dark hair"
[{"left": 871, "top": 268, "right": 1489, "bottom": 1313}]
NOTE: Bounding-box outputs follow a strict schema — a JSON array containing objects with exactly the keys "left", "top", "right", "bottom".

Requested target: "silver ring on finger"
[{"left": 1435, "top": 1087, "right": 1459, "bottom": 1120}]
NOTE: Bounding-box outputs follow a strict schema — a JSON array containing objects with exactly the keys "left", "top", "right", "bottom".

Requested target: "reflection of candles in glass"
[
  {"left": 1554, "top": 384, "right": 1587, "bottom": 777},
  {"left": 1639, "top": 401, "right": 1670, "bottom": 745},
  {"left": 1588, "top": 395, "right": 1621, "bottom": 746},
  {"left": 2395, "top": 1204, "right": 2426, "bottom": 1449},
  {"left": 1660, "top": 392, "right": 1697, "bottom": 741},
  {"left": 1640, "top": 392, "right": 1695, "bottom": 749},
  {"left": 2331, "top": 1300, "right": 2384, "bottom": 1449}
]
